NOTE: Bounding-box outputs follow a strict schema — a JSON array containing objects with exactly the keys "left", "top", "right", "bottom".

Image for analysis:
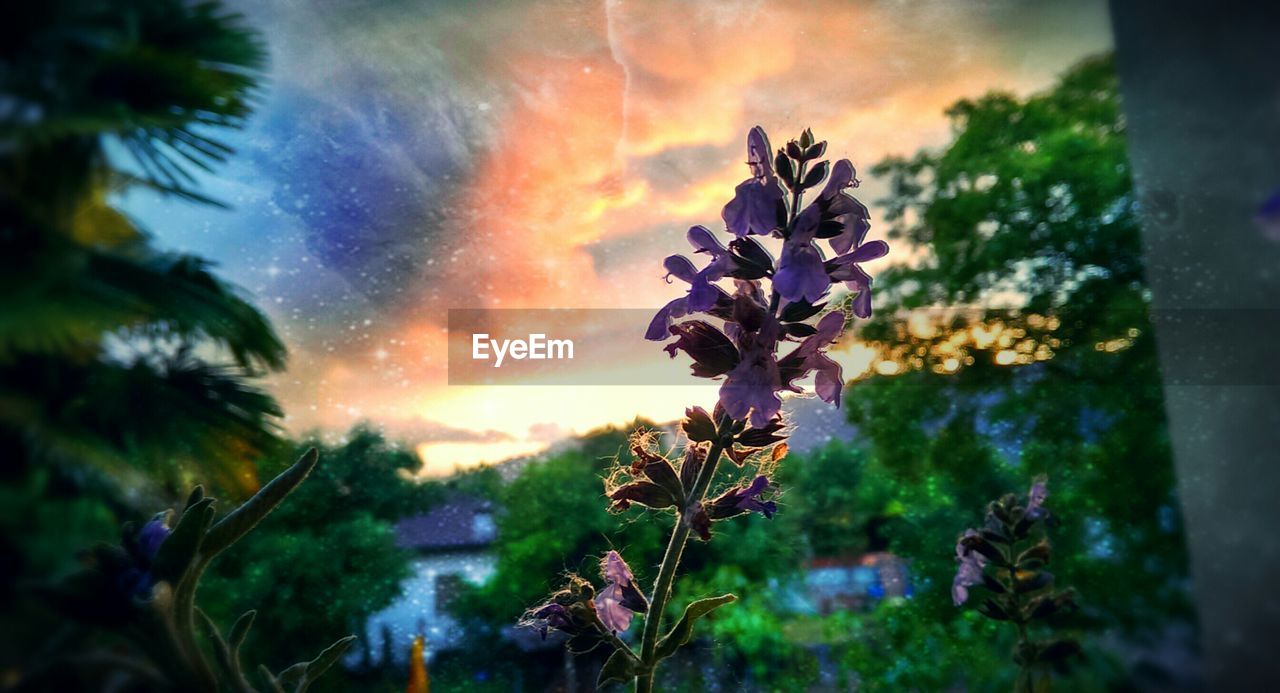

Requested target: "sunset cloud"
[{"left": 135, "top": 0, "right": 1114, "bottom": 467}]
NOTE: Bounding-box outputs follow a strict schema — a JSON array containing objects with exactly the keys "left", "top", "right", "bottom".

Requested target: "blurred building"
[
  {"left": 352, "top": 495, "right": 497, "bottom": 667},
  {"left": 804, "top": 553, "right": 911, "bottom": 614}
]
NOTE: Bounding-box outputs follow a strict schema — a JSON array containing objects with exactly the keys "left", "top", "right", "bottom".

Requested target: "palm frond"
[
  {"left": 2, "top": 0, "right": 267, "bottom": 210},
  {"left": 1, "top": 351, "right": 283, "bottom": 496},
  {"left": 0, "top": 231, "right": 287, "bottom": 372}
]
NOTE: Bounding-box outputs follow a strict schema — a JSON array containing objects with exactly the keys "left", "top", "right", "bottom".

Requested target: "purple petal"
[
  {"left": 722, "top": 179, "right": 784, "bottom": 237},
  {"left": 774, "top": 243, "right": 829, "bottom": 303},
  {"left": 812, "top": 353, "right": 843, "bottom": 404},
  {"left": 137, "top": 519, "right": 171, "bottom": 560},
  {"left": 601, "top": 550, "right": 635, "bottom": 585},
  {"left": 663, "top": 255, "right": 698, "bottom": 284},
  {"left": 687, "top": 225, "right": 727, "bottom": 255},
  {"left": 843, "top": 239, "right": 889, "bottom": 263},
  {"left": 746, "top": 126, "right": 774, "bottom": 179},
  {"left": 851, "top": 279, "right": 873, "bottom": 319},
  {"left": 645, "top": 296, "right": 688, "bottom": 341},
  {"left": 595, "top": 583, "right": 634, "bottom": 633},
  {"left": 821, "top": 159, "right": 856, "bottom": 199}
]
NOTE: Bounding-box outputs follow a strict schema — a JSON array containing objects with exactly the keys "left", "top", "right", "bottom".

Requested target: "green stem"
[{"left": 634, "top": 429, "right": 732, "bottom": 693}]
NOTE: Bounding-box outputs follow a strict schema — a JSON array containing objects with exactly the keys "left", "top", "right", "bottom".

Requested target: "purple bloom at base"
[
  {"left": 525, "top": 602, "right": 574, "bottom": 640},
  {"left": 119, "top": 515, "right": 172, "bottom": 597},
  {"left": 1256, "top": 188, "right": 1280, "bottom": 242},
  {"left": 136, "top": 517, "right": 171, "bottom": 560},
  {"left": 952, "top": 529, "right": 988, "bottom": 606},
  {"left": 1025, "top": 477, "right": 1049, "bottom": 520},
  {"left": 594, "top": 550, "right": 648, "bottom": 634},
  {"left": 722, "top": 127, "right": 785, "bottom": 237}
]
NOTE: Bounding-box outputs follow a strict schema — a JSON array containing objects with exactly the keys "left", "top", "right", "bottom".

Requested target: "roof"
[{"left": 394, "top": 496, "right": 496, "bottom": 551}]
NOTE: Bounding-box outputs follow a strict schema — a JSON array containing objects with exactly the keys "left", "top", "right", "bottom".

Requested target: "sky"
[{"left": 123, "top": 0, "right": 1114, "bottom": 476}]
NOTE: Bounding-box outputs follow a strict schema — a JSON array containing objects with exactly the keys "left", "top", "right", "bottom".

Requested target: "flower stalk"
[
  {"left": 521, "top": 126, "right": 888, "bottom": 690},
  {"left": 636, "top": 423, "right": 732, "bottom": 693}
]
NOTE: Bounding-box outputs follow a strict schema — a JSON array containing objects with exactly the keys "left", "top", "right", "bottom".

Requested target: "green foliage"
[
  {"left": 26, "top": 450, "right": 355, "bottom": 691},
  {"left": 2, "top": 0, "right": 285, "bottom": 490},
  {"left": 838, "top": 602, "right": 1010, "bottom": 692},
  {"left": 201, "top": 429, "right": 428, "bottom": 675},
  {"left": 843, "top": 51, "right": 1193, "bottom": 684},
  {"left": 458, "top": 423, "right": 668, "bottom": 631}
]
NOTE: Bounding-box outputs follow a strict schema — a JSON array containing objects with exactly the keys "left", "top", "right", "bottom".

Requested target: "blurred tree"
[
  {"left": 200, "top": 429, "right": 434, "bottom": 686},
  {"left": 842, "top": 54, "right": 1195, "bottom": 685},
  {"left": 0, "top": 0, "right": 284, "bottom": 494},
  {"left": 0, "top": 0, "right": 291, "bottom": 683}
]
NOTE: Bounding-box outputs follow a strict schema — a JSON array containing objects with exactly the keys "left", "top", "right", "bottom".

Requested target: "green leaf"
[
  {"left": 151, "top": 497, "right": 215, "bottom": 584},
  {"left": 298, "top": 635, "right": 356, "bottom": 691},
  {"left": 596, "top": 647, "right": 639, "bottom": 688},
  {"left": 185, "top": 485, "right": 205, "bottom": 511},
  {"left": 654, "top": 594, "right": 736, "bottom": 660},
  {"left": 195, "top": 608, "right": 235, "bottom": 680},
  {"left": 258, "top": 664, "right": 285, "bottom": 693},
  {"left": 230, "top": 609, "right": 256, "bottom": 651},
  {"left": 204, "top": 448, "right": 319, "bottom": 557}
]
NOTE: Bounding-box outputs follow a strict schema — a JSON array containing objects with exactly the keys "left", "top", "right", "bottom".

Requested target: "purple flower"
[
  {"left": 952, "top": 529, "right": 988, "bottom": 606},
  {"left": 650, "top": 127, "right": 889, "bottom": 426},
  {"left": 777, "top": 311, "right": 846, "bottom": 404},
  {"left": 1025, "top": 478, "right": 1049, "bottom": 520},
  {"left": 774, "top": 209, "right": 830, "bottom": 303},
  {"left": 119, "top": 515, "right": 172, "bottom": 597},
  {"left": 719, "top": 315, "right": 784, "bottom": 427},
  {"left": 594, "top": 551, "right": 648, "bottom": 633},
  {"left": 722, "top": 127, "right": 785, "bottom": 237},
  {"left": 708, "top": 475, "right": 777, "bottom": 520},
  {"left": 525, "top": 602, "right": 574, "bottom": 640},
  {"left": 1256, "top": 188, "right": 1280, "bottom": 242},
  {"left": 824, "top": 241, "right": 887, "bottom": 319},
  {"left": 136, "top": 517, "right": 171, "bottom": 560},
  {"left": 663, "top": 320, "right": 739, "bottom": 378},
  {"left": 819, "top": 159, "right": 873, "bottom": 256},
  {"left": 684, "top": 475, "right": 777, "bottom": 541}
]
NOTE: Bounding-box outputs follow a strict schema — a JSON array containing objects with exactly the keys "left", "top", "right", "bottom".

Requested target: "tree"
[
  {"left": 200, "top": 429, "right": 438, "bottom": 682},
  {"left": 842, "top": 54, "right": 1194, "bottom": 686},
  {"left": 1, "top": 0, "right": 285, "bottom": 494},
  {"left": 1, "top": 0, "right": 292, "bottom": 680}
]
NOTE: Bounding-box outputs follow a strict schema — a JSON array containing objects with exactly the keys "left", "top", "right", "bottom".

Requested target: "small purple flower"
[
  {"left": 1025, "top": 478, "right": 1049, "bottom": 521},
  {"left": 594, "top": 551, "right": 648, "bottom": 633},
  {"left": 773, "top": 211, "right": 831, "bottom": 304},
  {"left": 119, "top": 515, "right": 171, "bottom": 597},
  {"left": 722, "top": 127, "right": 785, "bottom": 237},
  {"left": 1256, "top": 188, "right": 1280, "bottom": 242},
  {"left": 136, "top": 517, "right": 171, "bottom": 560},
  {"left": 719, "top": 317, "right": 784, "bottom": 427},
  {"left": 825, "top": 238, "right": 888, "bottom": 319},
  {"left": 952, "top": 529, "right": 988, "bottom": 606},
  {"left": 708, "top": 475, "right": 777, "bottom": 520},
  {"left": 525, "top": 602, "right": 574, "bottom": 640},
  {"left": 819, "top": 159, "right": 873, "bottom": 256},
  {"left": 777, "top": 311, "right": 846, "bottom": 404}
]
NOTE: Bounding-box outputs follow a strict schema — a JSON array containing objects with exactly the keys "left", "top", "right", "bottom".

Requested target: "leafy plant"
[
  {"left": 520, "top": 127, "right": 889, "bottom": 691},
  {"left": 953, "top": 479, "right": 1081, "bottom": 691},
  {"left": 26, "top": 449, "right": 356, "bottom": 692}
]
